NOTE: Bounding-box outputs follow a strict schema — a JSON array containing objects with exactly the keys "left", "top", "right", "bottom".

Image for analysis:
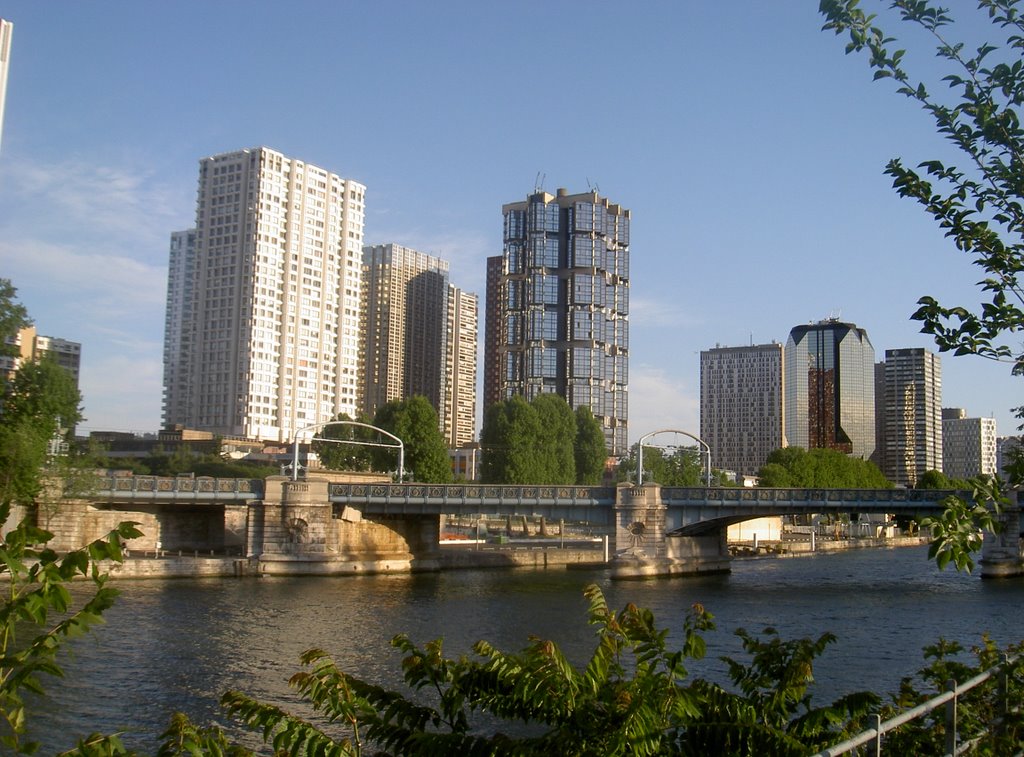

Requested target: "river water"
[{"left": 30, "top": 546, "right": 1024, "bottom": 753}]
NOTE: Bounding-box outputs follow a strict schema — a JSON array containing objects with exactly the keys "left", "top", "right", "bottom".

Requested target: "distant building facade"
[
  {"left": 699, "top": 342, "right": 784, "bottom": 476},
  {"left": 1, "top": 325, "right": 81, "bottom": 386},
  {"left": 997, "top": 436, "right": 1021, "bottom": 484},
  {"left": 491, "top": 188, "right": 630, "bottom": 456},
  {"left": 995, "top": 438, "right": 1019, "bottom": 485},
  {"left": 784, "top": 319, "right": 875, "bottom": 459},
  {"left": 360, "top": 243, "right": 478, "bottom": 447},
  {"left": 162, "top": 229, "right": 196, "bottom": 428},
  {"left": 943, "top": 415, "right": 997, "bottom": 480},
  {"left": 444, "top": 285, "right": 478, "bottom": 448},
  {"left": 483, "top": 255, "right": 504, "bottom": 413},
  {"left": 360, "top": 244, "right": 449, "bottom": 419},
  {"left": 875, "top": 348, "right": 942, "bottom": 487},
  {"left": 162, "top": 147, "right": 366, "bottom": 442}
]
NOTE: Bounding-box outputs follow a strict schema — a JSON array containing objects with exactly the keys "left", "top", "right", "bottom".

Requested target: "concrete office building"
[
  {"left": 0, "top": 19, "right": 11, "bottom": 154},
  {"left": 943, "top": 414, "right": 997, "bottom": 480},
  {"left": 163, "top": 147, "right": 365, "bottom": 442},
  {"left": 700, "top": 342, "right": 784, "bottom": 477},
  {"left": 875, "top": 348, "right": 942, "bottom": 487},
  {"left": 492, "top": 188, "right": 630, "bottom": 456},
  {"left": 785, "top": 319, "right": 875, "bottom": 459}
]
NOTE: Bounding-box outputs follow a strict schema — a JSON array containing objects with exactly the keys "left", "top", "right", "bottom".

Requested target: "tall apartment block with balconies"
[
  {"left": 162, "top": 147, "right": 365, "bottom": 442},
  {"left": 875, "top": 347, "right": 942, "bottom": 487}
]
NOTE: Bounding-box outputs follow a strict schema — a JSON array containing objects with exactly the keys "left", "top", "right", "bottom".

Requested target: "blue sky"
[{"left": 0, "top": 1, "right": 1018, "bottom": 442}]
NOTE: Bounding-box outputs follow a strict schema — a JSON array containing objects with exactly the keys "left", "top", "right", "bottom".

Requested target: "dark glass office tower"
[{"left": 785, "top": 319, "right": 875, "bottom": 459}]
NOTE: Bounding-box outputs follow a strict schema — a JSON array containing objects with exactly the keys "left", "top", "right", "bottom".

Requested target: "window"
[{"left": 531, "top": 275, "right": 558, "bottom": 305}]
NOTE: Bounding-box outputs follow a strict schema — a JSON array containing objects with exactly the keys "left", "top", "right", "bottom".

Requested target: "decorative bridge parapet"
[
  {"left": 92, "top": 475, "right": 263, "bottom": 503},
  {"left": 327, "top": 483, "right": 616, "bottom": 522},
  {"left": 660, "top": 487, "right": 965, "bottom": 535}
]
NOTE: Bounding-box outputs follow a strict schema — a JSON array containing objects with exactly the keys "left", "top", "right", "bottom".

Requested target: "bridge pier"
[
  {"left": 980, "top": 500, "right": 1024, "bottom": 578},
  {"left": 611, "top": 483, "right": 731, "bottom": 579},
  {"left": 252, "top": 477, "right": 440, "bottom": 575}
]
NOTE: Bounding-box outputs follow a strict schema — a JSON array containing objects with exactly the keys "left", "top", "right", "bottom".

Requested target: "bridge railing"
[
  {"left": 327, "top": 482, "right": 617, "bottom": 504},
  {"left": 93, "top": 475, "right": 263, "bottom": 497},
  {"left": 660, "top": 487, "right": 962, "bottom": 505},
  {"left": 812, "top": 654, "right": 1020, "bottom": 756}
]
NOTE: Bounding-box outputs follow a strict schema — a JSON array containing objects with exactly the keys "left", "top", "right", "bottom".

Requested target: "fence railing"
[{"left": 812, "top": 654, "right": 1018, "bottom": 756}]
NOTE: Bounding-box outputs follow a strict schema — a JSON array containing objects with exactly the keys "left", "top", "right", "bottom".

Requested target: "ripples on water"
[{"left": 32, "top": 546, "right": 1024, "bottom": 753}]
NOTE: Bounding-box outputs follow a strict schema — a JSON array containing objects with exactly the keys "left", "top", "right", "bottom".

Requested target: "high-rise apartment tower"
[
  {"left": 360, "top": 244, "right": 449, "bottom": 420},
  {"left": 875, "top": 347, "right": 942, "bottom": 486},
  {"left": 483, "top": 255, "right": 504, "bottom": 413},
  {"left": 491, "top": 188, "right": 630, "bottom": 456},
  {"left": 445, "top": 285, "right": 478, "bottom": 448},
  {"left": 785, "top": 319, "right": 875, "bottom": 459},
  {"left": 162, "top": 229, "right": 196, "bottom": 427},
  {"left": 700, "top": 343, "right": 784, "bottom": 477},
  {"left": 162, "top": 147, "right": 365, "bottom": 442}
]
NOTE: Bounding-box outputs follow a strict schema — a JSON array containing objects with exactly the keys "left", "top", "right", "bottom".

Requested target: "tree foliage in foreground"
[
  {"left": 819, "top": 0, "right": 1024, "bottom": 568},
  {"left": 822, "top": 0, "right": 1024, "bottom": 402},
  {"left": 756, "top": 447, "right": 892, "bottom": 488},
  {"left": 0, "top": 506, "right": 141, "bottom": 754}
]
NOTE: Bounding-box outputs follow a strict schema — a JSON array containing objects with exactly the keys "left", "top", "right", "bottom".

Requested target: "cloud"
[
  {"left": 627, "top": 364, "right": 700, "bottom": 445},
  {"left": 0, "top": 154, "right": 191, "bottom": 259},
  {"left": 630, "top": 295, "right": 704, "bottom": 329},
  {"left": 78, "top": 353, "right": 164, "bottom": 434},
  {"left": 0, "top": 151, "right": 184, "bottom": 434}
]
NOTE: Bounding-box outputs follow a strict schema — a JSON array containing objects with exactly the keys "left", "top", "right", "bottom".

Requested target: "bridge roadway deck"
[{"left": 87, "top": 477, "right": 971, "bottom": 529}]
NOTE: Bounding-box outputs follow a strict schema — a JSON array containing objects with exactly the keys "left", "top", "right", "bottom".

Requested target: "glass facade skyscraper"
[
  {"left": 785, "top": 319, "right": 875, "bottom": 459},
  {"left": 494, "top": 188, "right": 629, "bottom": 456}
]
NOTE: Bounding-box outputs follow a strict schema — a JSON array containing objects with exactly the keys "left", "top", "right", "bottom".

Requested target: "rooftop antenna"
[
  {"left": 534, "top": 172, "right": 546, "bottom": 193},
  {"left": 586, "top": 177, "right": 600, "bottom": 194}
]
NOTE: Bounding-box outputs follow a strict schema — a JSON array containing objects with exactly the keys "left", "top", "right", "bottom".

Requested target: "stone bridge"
[{"left": 52, "top": 475, "right": 1023, "bottom": 579}]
